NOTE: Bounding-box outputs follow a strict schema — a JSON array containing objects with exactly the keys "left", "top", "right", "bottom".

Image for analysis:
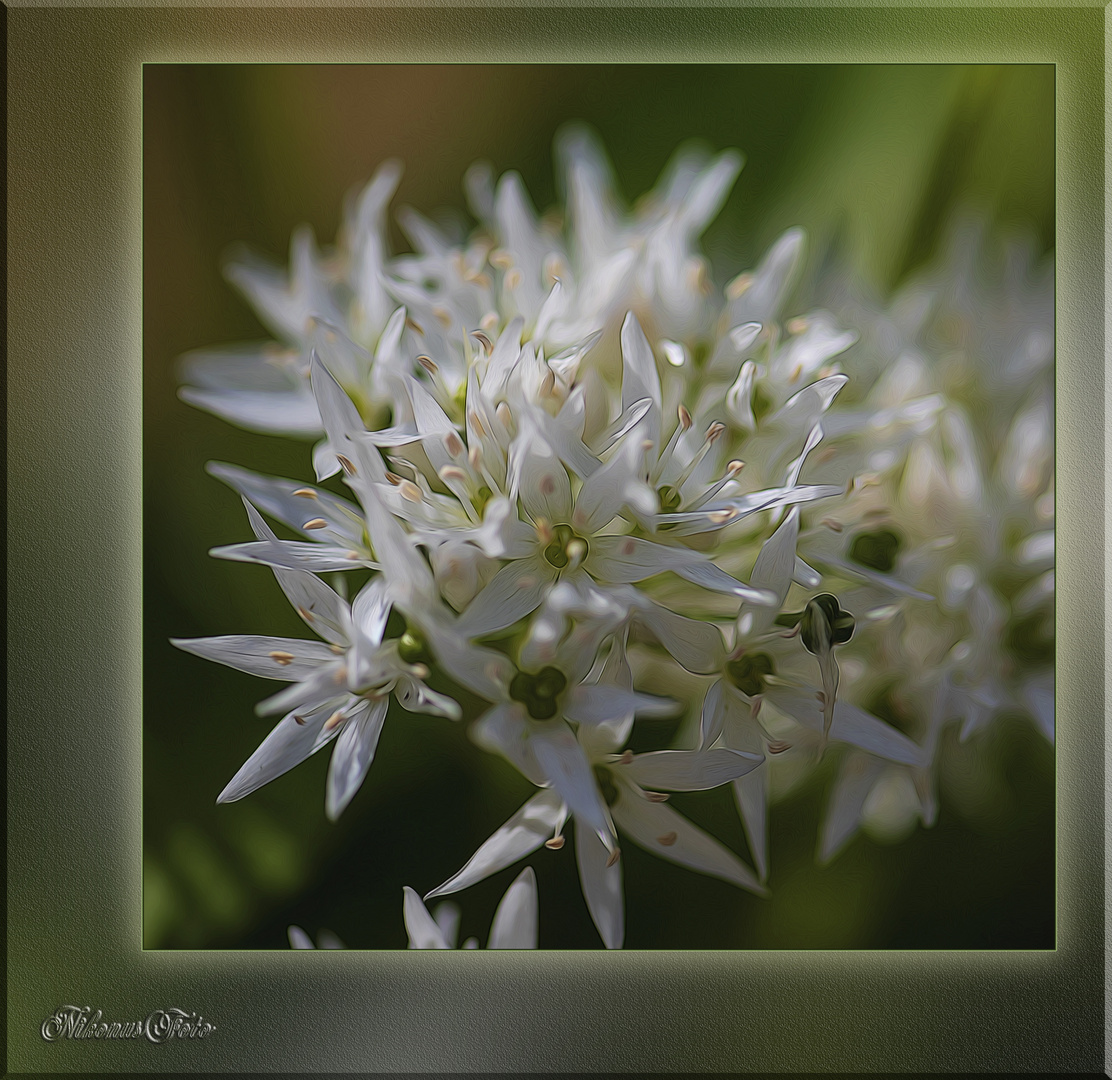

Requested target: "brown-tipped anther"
[
  {"left": 336, "top": 454, "right": 357, "bottom": 476},
  {"left": 297, "top": 606, "right": 315, "bottom": 622},
  {"left": 385, "top": 471, "right": 404, "bottom": 486},
  {"left": 545, "top": 836, "right": 565, "bottom": 850},
  {"left": 767, "top": 740, "right": 792, "bottom": 754},
  {"left": 751, "top": 695, "right": 763, "bottom": 719},
  {"left": 268, "top": 651, "right": 295, "bottom": 666},
  {"left": 619, "top": 749, "right": 634, "bottom": 765},
  {"left": 406, "top": 317, "right": 425, "bottom": 335},
  {"left": 438, "top": 465, "right": 467, "bottom": 483},
  {"left": 293, "top": 488, "right": 318, "bottom": 499},
  {"left": 821, "top": 518, "right": 843, "bottom": 532},
  {"left": 657, "top": 832, "right": 678, "bottom": 847},
  {"left": 727, "top": 459, "right": 745, "bottom": 475},
  {"left": 470, "top": 330, "right": 493, "bottom": 353},
  {"left": 303, "top": 518, "right": 328, "bottom": 530},
  {"left": 605, "top": 848, "right": 622, "bottom": 868},
  {"left": 706, "top": 421, "right": 726, "bottom": 444},
  {"left": 444, "top": 431, "right": 465, "bottom": 458},
  {"left": 293, "top": 714, "right": 307, "bottom": 726},
  {"left": 539, "top": 474, "right": 556, "bottom": 497},
  {"left": 726, "top": 272, "right": 753, "bottom": 300},
  {"left": 399, "top": 480, "right": 423, "bottom": 503},
  {"left": 468, "top": 445, "right": 482, "bottom": 470},
  {"left": 323, "top": 709, "right": 347, "bottom": 732},
  {"left": 678, "top": 404, "right": 693, "bottom": 430},
  {"left": 467, "top": 409, "right": 487, "bottom": 438},
  {"left": 417, "top": 355, "right": 438, "bottom": 375},
  {"left": 646, "top": 792, "right": 670, "bottom": 803}
]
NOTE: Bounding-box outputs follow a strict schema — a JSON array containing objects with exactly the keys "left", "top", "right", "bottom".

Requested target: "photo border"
[{"left": 7, "top": 3, "right": 1104, "bottom": 1075}]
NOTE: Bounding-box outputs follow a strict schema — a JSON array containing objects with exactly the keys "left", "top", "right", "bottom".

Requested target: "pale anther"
[
  {"left": 323, "top": 710, "right": 347, "bottom": 732},
  {"left": 268, "top": 651, "right": 295, "bottom": 666},
  {"left": 678, "top": 404, "right": 693, "bottom": 430},
  {"left": 646, "top": 792, "right": 670, "bottom": 803},
  {"left": 336, "top": 454, "right": 356, "bottom": 476},
  {"left": 444, "top": 431, "right": 465, "bottom": 458},
  {"left": 405, "top": 317, "right": 425, "bottom": 335},
  {"left": 303, "top": 518, "right": 328, "bottom": 530},
  {"left": 619, "top": 749, "right": 634, "bottom": 765},
  {"left": 657, "top": 832, "right": 678, "bottom": 847},
  {"left": 417, "top": 355, "right": 438, "bottom": 375},
  {"left": 400, "top": 480, "right": 423, "bottom": 503},
  {"left": 605, "top": 849, "right": 621, "bottom": 868},
  {"left": 545, "top": 836, "right": 565, "bottom": 850},
  {"left": 293, "top": 488, "right": 317, "bottom": 499}
]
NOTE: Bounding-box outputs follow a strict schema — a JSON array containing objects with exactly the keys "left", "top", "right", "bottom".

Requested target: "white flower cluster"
[{"left": 173, "top": 127, "right": 1053, "bottom": 948}]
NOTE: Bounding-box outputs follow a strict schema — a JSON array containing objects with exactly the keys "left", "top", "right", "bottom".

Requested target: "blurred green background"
[{"left": 143, "top": 64, "right": 1053, "bottom": 950}]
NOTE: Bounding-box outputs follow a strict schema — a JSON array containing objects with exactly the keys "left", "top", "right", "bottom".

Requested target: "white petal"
[
  {"left": 530, "top": 724, "right": 615, "bottom": 846},
  {"left": 205, "top": 461, "right": 364, "bottom": 544},
  {"left": 829, "top": 702, "right": 927, "bottom": 767},
  {"left": 471, "top": 703, "right": 546, "bottom": 786},
  {"left": 737, "top": 507, "right": 799, "bottom": 638},
  {"left": 508, "top": 421, "right": 573, "bottom": 525},
  {"left": 270, "top": 564, "right": 350, "bottom": 647},
  {"left": 402, "top": 887, "right": 452, "bottom": 949},
  {"left": 288, "top": 926, "right": 314, "bottom": 949},
  {"left": 457, "top": 558, "right": 556, "bottom": 638},
  {"left": 325, "top": 697, "right": 388, "bottom": 820},
  {"left": 734, "top": 766, "right": 769, "bottom": 883},
  {"left": 620, "top": 312, "right": 662, "bottom": 447},
  {"left": 422, "top": 618, "right": 514, "bottom": 701},
  {"left": 487, "top": 867, "right": 539, "bottom": 948},
  {"left": 575, "top": 821, "right": 623, "bottom": 949},
  {"left": 432, "top": 902, "right": 461, "bottom": 950},
  {"left": 425, "top": 790, "right": 564, "bottom": 900},
  {"left": 818, "top": 754, "right": 882, "bottom": 864},
  {"left": 635, "top": 600, "right": 725, "bottom": 674},
  {"left": 179, "top": 386, "right": 322, "bottom": 436},
  {"left": 211, "top": 540, "right": 373, "bottom": 574},
  {"left": 351, "top": 579, "right": 391, "bottom": 647},
  {"left": 572, "top": 436, "right": 656, "bottom": 534},
  {"left": 171, "top": 635, "right": 334, "bottom": 681},
  {"left": 393, "top": 675, "right": 461, "bottom": 720},
  {"left": 621, "top": 747, "right": 763, "bottom": 791},
  {"left": 612, "top": 782, "right": 764, "bottom": 894},
  {"left": 699, "top": 679, "right": 726, "bottom": 748},
  {"left": 217, "top": 698, "right": 347, "bottom": 803},
  {"left": 564, "top": 684, "right": 677, "bottom": 725}
]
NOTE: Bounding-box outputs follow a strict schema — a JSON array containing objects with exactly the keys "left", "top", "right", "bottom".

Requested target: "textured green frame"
[{"left": 6, "top": 4, "right": 1103, "bottom": 1076}]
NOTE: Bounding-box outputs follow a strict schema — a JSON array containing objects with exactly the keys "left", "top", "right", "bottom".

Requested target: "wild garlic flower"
[
  {"left": 173, "top": 508, "right": 460, "bottom": 821},
  {"left": 175, "top": 124, "right": 1051, "bottom": 945}
]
